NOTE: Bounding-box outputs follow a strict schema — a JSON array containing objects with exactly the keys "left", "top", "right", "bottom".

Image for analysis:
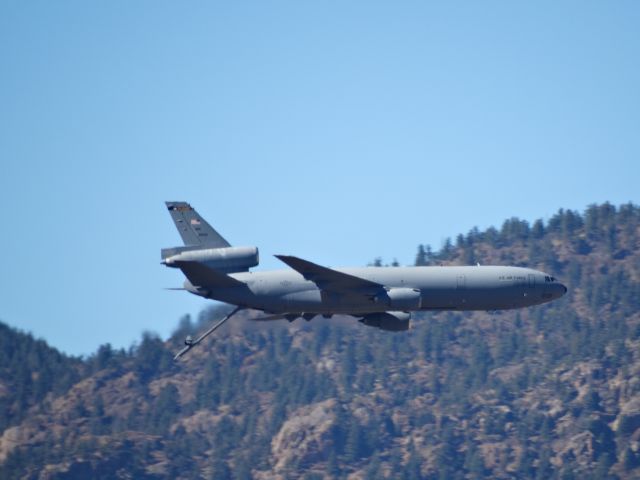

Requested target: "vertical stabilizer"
[{"left": 165, "top": 201, "right": 230, "bottom": 247}]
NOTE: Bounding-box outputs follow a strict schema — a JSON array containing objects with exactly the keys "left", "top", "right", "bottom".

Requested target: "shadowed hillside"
[{"left": 1, "top": 202, "right": 640, "bottom": 479}]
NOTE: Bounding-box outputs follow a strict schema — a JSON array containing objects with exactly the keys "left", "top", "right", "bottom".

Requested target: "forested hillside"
[{"left": 1, "top": 202, "right": 640, "bottom": 479}]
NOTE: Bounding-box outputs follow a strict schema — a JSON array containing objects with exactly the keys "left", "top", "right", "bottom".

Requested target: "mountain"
[{"left": 1, "top": 202, "right": 639, "bottom": 479}]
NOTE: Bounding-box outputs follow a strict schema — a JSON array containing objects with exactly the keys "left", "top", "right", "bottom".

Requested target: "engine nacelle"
[
  {"left": 162, "top": 246, "right": 259, "bottom": 273},
  {"left": 360, "top": 311, "right": 411, "bottom": 332},
  {"left": 373, "top": 288, "right": 422, "bottom": 310}
]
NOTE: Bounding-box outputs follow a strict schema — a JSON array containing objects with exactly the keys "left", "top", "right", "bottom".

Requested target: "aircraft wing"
[{"left": 275, "top": 255, "right": 383, "bottom": 294}]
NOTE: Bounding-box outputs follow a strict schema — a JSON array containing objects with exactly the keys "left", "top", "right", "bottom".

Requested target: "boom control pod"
[{"left": 173, "top": 306, "right": 243, "bottom": 360}]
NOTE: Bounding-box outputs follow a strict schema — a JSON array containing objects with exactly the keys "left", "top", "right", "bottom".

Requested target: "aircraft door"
[
  {"left": 456, "top": 275, "right": 466, "bottom": 289},
  {"left": 528, "top": 274, "right": 536, "bottom": 288}
]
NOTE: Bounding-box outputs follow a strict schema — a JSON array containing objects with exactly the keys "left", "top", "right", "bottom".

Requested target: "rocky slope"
[{"left": 1, "top": 202, "right": 639, "bottom": 479}]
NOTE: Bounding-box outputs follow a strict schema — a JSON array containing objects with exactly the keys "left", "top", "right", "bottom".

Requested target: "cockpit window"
[
  {"left": 545, "top": 276, "right": 550, "bottom": 282},
  {"left": 551, "top": 276, "right": 556, "bottom": 282}
]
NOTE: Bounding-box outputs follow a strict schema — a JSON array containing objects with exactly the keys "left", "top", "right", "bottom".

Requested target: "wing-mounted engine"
[
  {"left": 373, "top": 288, "right": 422, "bottom": 310},
  {"left": 359, "top": 311, "right": 411, "bottom": 331},
  {"left": 162, "top": 246, "right": 259, "bottom": 273}
]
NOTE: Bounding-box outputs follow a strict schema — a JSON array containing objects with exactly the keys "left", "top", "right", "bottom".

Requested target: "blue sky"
[{"left": 1, "top": 2, "right": 639, "bottom": 356}]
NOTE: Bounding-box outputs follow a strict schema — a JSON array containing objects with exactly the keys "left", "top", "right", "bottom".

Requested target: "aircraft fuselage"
[
  {"left": 188, "top": 264, "right": 566, "bottom": 315},
  {"left": 163, "top": 202, "right": 567, "bottom": 358}
]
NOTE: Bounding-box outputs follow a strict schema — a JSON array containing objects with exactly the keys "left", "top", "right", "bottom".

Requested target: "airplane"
[{"left": 162, "top": 201, "right": 567, "bottom": 359}]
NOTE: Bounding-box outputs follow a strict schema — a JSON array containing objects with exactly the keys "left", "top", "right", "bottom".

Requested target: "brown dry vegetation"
[{"left": 1, "top": 202, "right": 640, "bottom": 479}]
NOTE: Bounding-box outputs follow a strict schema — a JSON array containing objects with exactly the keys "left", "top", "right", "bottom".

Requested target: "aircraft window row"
[{"left": 498, "top": 275, "right": 526, "bottom": 281}]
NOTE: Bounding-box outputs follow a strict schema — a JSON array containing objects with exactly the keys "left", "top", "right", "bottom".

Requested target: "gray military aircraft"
[{"left": 163, "top": 202, "right": 567, "bottom": 359}]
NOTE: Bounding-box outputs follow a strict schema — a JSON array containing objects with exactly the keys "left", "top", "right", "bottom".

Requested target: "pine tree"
[{"left": 415, "top": 245, "right": 427, "bottom": 266}]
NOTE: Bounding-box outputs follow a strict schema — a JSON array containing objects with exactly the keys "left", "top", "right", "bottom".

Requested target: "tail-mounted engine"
[{"left": 162, "top": 246, "right": 259, "bottom": 273}]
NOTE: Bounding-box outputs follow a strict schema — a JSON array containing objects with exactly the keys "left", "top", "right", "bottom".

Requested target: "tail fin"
[
  {"left": 163, "top": 201, "right": 259, "bottom": 275},
  {"left": 165, "top": 201, "right": 230, "bottom": 247}
]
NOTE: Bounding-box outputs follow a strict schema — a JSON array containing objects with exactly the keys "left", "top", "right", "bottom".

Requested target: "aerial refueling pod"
[
  {"left": 360, "top": 311, "right": 411, "bottom": 331},
  {"left": 373, "top": 288, "right": 422, "bottom": 310},
  {"left": 162, "top": 246, "right": 259, "bottom": 273}
]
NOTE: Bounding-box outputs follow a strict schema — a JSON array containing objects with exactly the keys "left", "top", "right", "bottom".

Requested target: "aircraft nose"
[{"left": 559, "top": 283, "right": 567, "bottom": 296}]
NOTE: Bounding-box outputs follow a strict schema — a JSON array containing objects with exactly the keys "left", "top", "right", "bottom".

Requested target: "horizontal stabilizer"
[
  {"left": 275, "top": 255, "right": 383, "bottom": 294},
  {"left": 172, "top": 260, "right": 245, "bottom": 289}
]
